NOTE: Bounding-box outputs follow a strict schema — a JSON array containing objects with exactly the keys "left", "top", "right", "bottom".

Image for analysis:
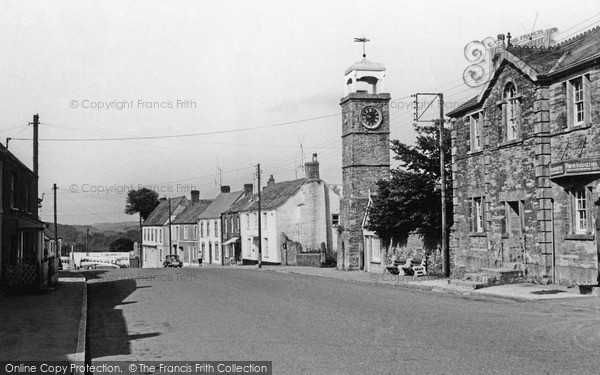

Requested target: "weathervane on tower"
[{"left": 354, "top": 37, "right": 370, "bottom": 58}]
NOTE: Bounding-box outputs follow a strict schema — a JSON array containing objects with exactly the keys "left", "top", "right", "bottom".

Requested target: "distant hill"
[{"left": 55, "top": 221, "right": 141, "bottom": 253}]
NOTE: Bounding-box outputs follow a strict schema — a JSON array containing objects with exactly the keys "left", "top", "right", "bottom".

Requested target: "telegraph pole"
[
  {"left": 53, "top": 184, "right": 59, "bottom": 256},
  {"left": 33, "top": 114, "right": 39, "bottom": 177},
  {"left": 413, "top": 93, "right": 449, "bottom": 277},
  {"left": 256, "top": 164, "right": 262, "bottom": 268},
  {"left": 168, "top": 197, "right": 173, "bottom": 255}
]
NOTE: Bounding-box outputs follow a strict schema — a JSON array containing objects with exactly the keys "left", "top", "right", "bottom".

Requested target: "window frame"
[
  {"left": 503, "top": 82, "right": 521, "bottom": 142},
  {"left": 468, "top": 111, "right": 483, "bottom": 152},
  {"left": 566, "top": 75, "right": 591, "bottom": 128}
]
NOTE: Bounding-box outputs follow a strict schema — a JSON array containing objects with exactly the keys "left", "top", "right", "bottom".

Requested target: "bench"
[{"left": 385, "top": 257, "right": 428, "bottom": 277}]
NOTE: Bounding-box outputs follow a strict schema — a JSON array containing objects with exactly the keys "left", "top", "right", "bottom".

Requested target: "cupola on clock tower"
[{"left": 338, "top": 55, "right": 391, "bottom": 271}]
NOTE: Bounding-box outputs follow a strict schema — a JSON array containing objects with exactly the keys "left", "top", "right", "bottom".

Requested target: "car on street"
[{"left": 163, "top": 254, "right": 183, "bottom": 268}]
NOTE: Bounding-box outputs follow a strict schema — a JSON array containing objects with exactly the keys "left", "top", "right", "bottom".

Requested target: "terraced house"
[
  {"left": 142, "top": 196, "right": 189, "bottom": 268},
  {"left": 448, "top": 27, "right": 600, "bottom": 285},
  {"left": 172, "top": 190, "right": 212, "bottom": 267}
]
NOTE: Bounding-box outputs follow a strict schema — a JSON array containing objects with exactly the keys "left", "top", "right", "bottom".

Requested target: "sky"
[{"left": 1, "top": 0, "right": 600, "bottom": 225}]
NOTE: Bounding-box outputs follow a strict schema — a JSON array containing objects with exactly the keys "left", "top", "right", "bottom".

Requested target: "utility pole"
[
  {"left": 168, "top": 197, "right": 173, "bottom": 255},
  {"left": 5, "top": 137, "right": 10, "bottom": 150},
  {"left": 33, "top": 114, "right": 39, "bottom": 177},
  {"left": 256, "top": 164, "right": 262, "bottom": 268},
  {"left": 85, "top": 228, "right": 89, "bottom": 256},
  {"left": 413, "top": 93, "right": 449, "bottom": 277},
  {"left": 53, "top": 184, "right": 58, "bottom": 256}
]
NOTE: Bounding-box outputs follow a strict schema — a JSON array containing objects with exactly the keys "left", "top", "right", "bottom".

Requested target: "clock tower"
[{"left": 338, "top": 56, "right": 390, "bottom": 270}]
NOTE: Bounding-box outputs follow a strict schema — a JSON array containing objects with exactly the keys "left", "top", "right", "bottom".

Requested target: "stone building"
[
  {"left": 448, "top": 27, "right": 600, "bottom": 284},
  {"left": 338, "top": 56, "right": 391, "bottom": 270}
]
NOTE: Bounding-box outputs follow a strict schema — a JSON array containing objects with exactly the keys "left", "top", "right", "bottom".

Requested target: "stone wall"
[{"left": 451, "top": 59, "right": 600, "bottom": 284}]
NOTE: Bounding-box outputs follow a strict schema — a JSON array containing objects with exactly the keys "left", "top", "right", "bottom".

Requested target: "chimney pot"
[
  {"left": 220, "top": 185, "right": 231, "bottom": 193},
  {"left": 191, "top": 190, "right": 200, "bottom": 203},
  {"left": 243, "top": 183, "right": 253, "bottom": 196},
  {"left": 305, "top": 153, "right": 320, "bottom": 180},
  {"left": 267, "top": 175, "right": 275, "bottom": 186}
]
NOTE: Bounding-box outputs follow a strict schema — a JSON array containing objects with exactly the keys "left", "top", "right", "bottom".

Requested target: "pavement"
[
  {"left": 0, "top": 271, "right": 87, "bottom": 369},
  {"left": 259, "top": 265, "right": 594, "bottom": 302},
  {"left": 0, "top": 264, "right": 595, "bottom": 369}
]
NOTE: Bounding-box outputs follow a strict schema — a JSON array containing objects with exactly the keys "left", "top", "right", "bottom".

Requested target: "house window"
[
  {"left": 504, "top": 83, "right": 520, "bottom": 141},
  {"left": 469, "top": 112, "right": 482, "bottom": 151},
  {"left": 231, "top": 217, "right": 235, "bottom": 233},
  {"left": 224, "top": 218, "right": 228, "bottom": 234},
  {"left": 371, "top": 237, "right": 380, "bottom": 262},
  {"left": 246, "top": 214, "right": 250, "bottom": 229},
  {"left": 570, "top": 187, "right": 592, "bottom": 235},
  {"left": 201, "top": 243, "right": 205, "bottom": 259},
  {"left": 215, "top": 242, "right": 219, "bottom": 260},
  {"left": 159, "top": 229, "right": 162, "bottom": 242},
  {"left": 468, "top": 197, "right": 485, "bottom": 233},
  {"left": 194, "top": 225, "right": 197, "bottom": 240},
  {"left": 332, "top": 214, "right": 340, "bottom": 226},
  {"left": 184, "top": 225, "right": 188, "bottom": 240},
  {"left": 566, "top": 75, "right": 591, "bottom": 127},
  {"left": 247, "top": 238, "right": 252, "bottom": 257},
  {"left": 573, "top": 78, "right": 584, "bottom": 124},
  {"left": 214, "top": 220, "right": 219, "bottom": 237},
  {"left": 264, "top": 238, "right": 269, "bottom": 258},
  {"left": 10, "top": 172, "right": 16, "bottom": 209},
  {"left": 263, "top": 212, "right": 268, "bottom": 229},
  {"left": 253, "top": 213, "right": 258, "bottom": 229}
]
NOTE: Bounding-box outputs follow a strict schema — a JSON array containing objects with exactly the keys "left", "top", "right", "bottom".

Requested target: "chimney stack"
[
  {"left": 220, "top": 185, "right": 231, "bottom": 193},
  {"left": 243, "top": 183, "right": 253, "bottom": 196},
  {"left": 191, "top": 190, "right": 200, "bottom": 203},
  {"left": 267, "top": 175, "right": 275, "bottom": 186},
  {"left": 305, "top": 153, "right": 320, "bottom": 180}
]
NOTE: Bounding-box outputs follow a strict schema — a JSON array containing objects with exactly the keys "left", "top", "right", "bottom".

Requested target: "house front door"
[{"left": 502, "top": 201, "right": 524, "bottom": 265}]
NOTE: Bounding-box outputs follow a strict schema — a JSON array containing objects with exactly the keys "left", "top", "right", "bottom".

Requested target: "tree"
[
  {"left": 125, "top": 188, "right": 160, "bottom": 221},
  {"left": 109, "top": 237, "right": 134, "bottom": 252},
  {"left": 125, "top": 188, "right": 159, "bottom": 266},
  {"left": 367, "top": 122, "right": 452, "bottom": 250}
]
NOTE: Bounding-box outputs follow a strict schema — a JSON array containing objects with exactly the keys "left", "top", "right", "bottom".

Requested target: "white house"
[
  {"left": 142, "top": 196, "right": 189, "bottom": 268},
  {"left": 237, "top": 154, "right": 340, "bottom": 266}
]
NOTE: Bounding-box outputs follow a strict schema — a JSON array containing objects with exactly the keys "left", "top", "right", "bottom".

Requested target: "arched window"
[{"left": 504, "top": 83, "right": 520, "bottom": 141}]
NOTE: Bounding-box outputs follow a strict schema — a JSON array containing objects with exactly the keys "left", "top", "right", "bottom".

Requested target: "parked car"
[
  {"left": 163, "top": 254, "right": 183, "bottom": 268},
  {"left": 59, "top": 256, "right": 75, "bottom": 270}
]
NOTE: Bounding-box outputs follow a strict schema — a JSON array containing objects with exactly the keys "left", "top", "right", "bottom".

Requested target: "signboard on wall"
[{"left": 550, "top": 158, "right": 600, "bottom": 178}]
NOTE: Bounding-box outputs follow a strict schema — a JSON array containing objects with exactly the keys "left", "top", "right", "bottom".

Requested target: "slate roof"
[
  {"left": 172, "top": 199, "right": 213, "bottom": 224},
  {"left": 0, "top": 142, "right": 34, "bottom": 175},
  {"left": 549, "top": 26, "right": 600, "bottom": 74},
  {"left": 224, "top": 193, "right": 253, "bottom": 214},
  {"left": 226, "top": 178, "right": 307, "bottom": 213},
  {"left": 447, "top": 96, "right": 479, "bottom": 117},
  {"left": 198, "top": 190, "right": 244, "bottom": 220},
  {"left": 143, "top": 196, "right": 188, "bottom": 226}
]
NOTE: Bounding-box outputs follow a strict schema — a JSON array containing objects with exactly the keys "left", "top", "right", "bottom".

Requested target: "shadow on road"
[{"left": 87, "top": 273, "right": 160, "bottom": 359}]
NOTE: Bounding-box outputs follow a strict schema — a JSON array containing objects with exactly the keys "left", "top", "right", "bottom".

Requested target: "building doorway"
[{"left": 502, "top": 201, "right": 524, "bottom": 264}]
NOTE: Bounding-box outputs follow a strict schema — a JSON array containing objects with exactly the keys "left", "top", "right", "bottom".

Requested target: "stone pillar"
[{"left": 533, "top": 86, "right": 553, "bottom": 275}]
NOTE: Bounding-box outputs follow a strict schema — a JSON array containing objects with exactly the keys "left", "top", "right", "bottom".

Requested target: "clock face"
[{"left": 360, "top": 106, "right": 382, "bottom": 129}]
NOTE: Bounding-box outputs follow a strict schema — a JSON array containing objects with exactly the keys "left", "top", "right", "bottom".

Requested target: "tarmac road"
[{"left": 86, "top": 267, "right": 600, "bottom": 375}]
